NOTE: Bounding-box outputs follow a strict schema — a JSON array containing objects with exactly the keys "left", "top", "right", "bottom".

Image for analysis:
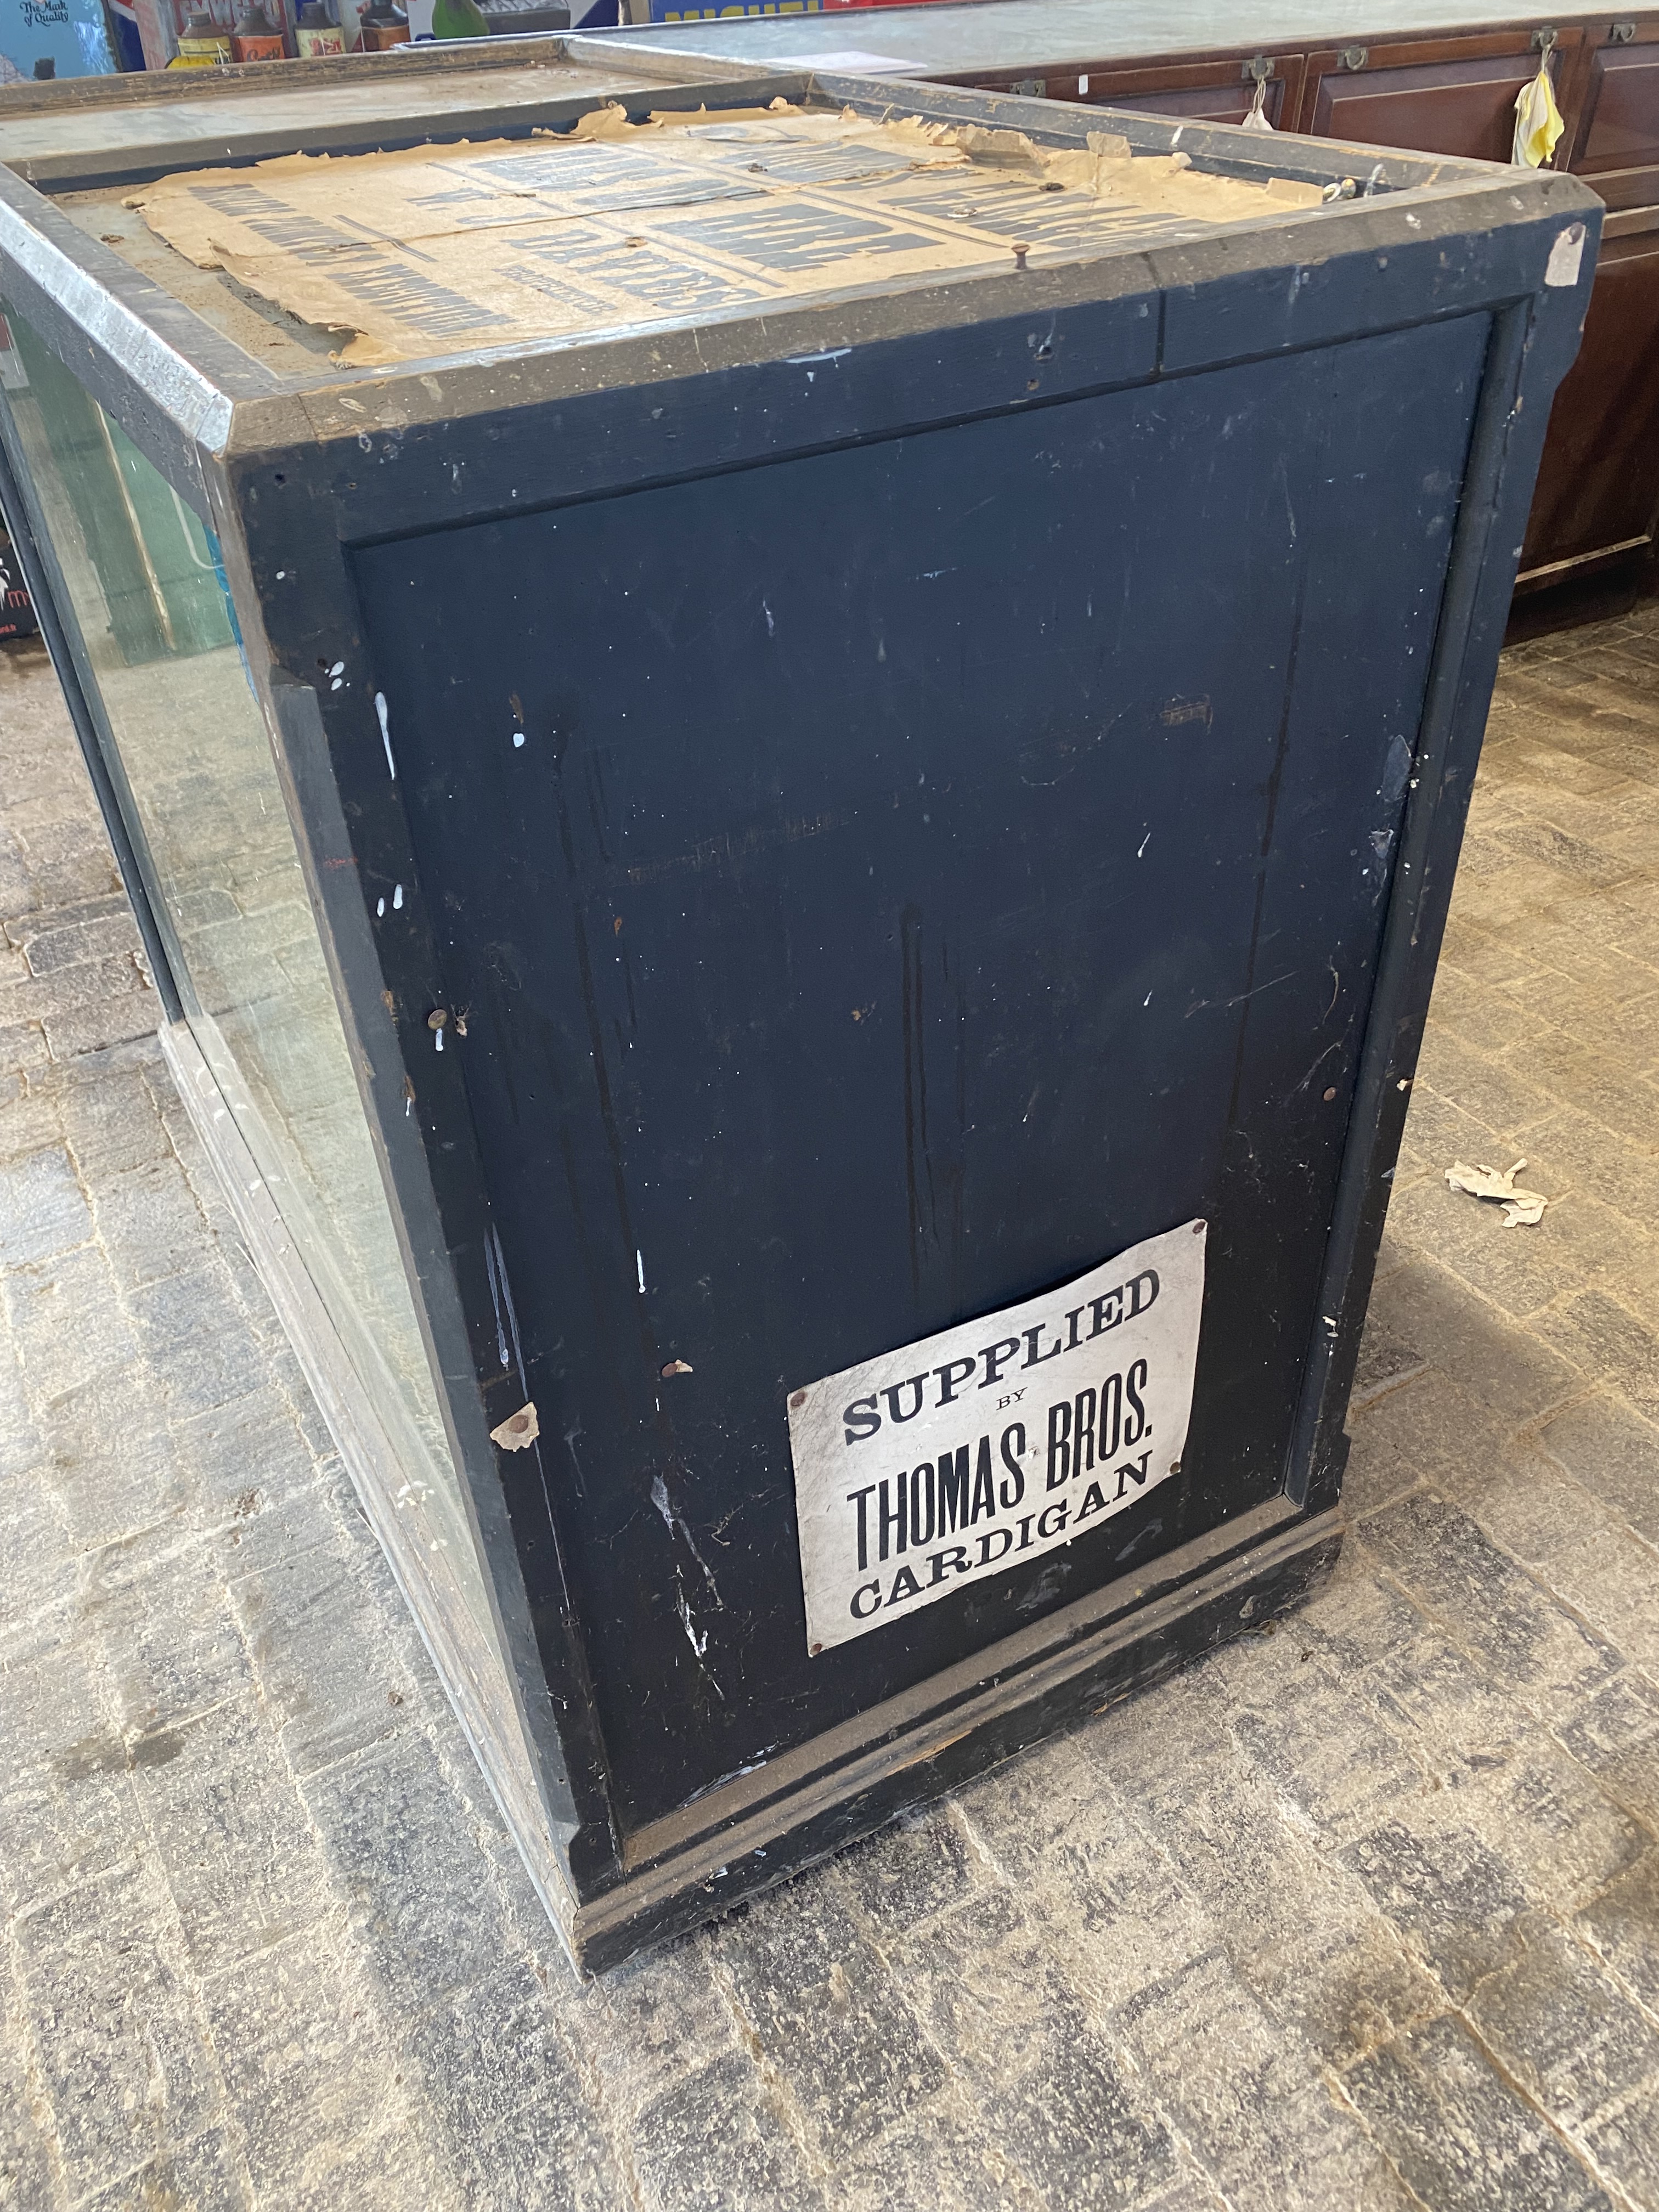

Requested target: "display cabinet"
[{"left": 0, "top": 49, "right": 1596, "bottom": 1968}]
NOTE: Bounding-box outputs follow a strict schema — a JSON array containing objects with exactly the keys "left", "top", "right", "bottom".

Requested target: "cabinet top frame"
[{"left": 0, "top": 45, "right": 1599, "bottom": 523}]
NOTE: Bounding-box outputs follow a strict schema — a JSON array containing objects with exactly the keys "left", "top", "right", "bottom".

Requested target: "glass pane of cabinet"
[{"left": 1, "top": 300, "right": 516, "bottom": 1694}]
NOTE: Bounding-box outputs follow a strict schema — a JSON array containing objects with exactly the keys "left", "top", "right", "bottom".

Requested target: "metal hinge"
[{"left": 1340, "top": 44, "right": 1368, "bottom": 70}]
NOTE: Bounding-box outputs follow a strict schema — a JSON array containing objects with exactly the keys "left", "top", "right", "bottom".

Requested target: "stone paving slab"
[{"left": 2, "top": 606, "right": 1659, "bottom": 2209}]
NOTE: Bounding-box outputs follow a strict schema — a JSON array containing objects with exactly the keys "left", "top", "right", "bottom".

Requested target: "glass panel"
[{"left": 0, "top": 302, "right": 518, "bottom": 1700}]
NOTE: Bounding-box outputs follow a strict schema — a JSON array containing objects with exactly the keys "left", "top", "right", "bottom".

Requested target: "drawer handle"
[
  {"left": 1242, "top": 52, "right": 1273, "bottom": 82},
  {"left": 1533, "top": 22, "right": 1559, "bottom": 49},
  {"left": 1610, "top": 18, "right": 1637, "bottom": 38},
  {"left": 1010, "top": 76, "right": 1047, "bottom": 96},
  {"left": 1340, "top": 44, "right": 1368, "bottom": 70}
]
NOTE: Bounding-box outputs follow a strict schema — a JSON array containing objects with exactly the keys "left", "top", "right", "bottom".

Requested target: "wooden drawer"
[
  {"left": 1581, "top": 159, "right": 1659, "bottom": 208},
  {"left": 943, "top": 52, "right": 1306, "bottom": 132},
  {"left": 1298, "top": 31, "right": 1577, "bottom": 164},
  {"left": 1565, "top": 23, "right": 1659, "bottom": 179}
]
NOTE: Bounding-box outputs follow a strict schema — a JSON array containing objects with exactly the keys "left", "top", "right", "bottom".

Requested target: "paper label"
[
  {"left": 1544, "top": 221, "right": 1586, "bottom": 289},
  {"left": 788, "top": 1219, "right": 1206, "bottom": 1653}
]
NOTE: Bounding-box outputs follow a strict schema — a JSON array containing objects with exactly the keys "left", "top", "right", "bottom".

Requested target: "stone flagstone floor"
[{"left": 2, "top": 599, "right": 1659, "bottom": 2212}]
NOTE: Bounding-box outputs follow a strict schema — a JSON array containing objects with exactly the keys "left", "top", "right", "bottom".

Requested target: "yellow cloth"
[{"left": 1513, "top": 65, "right": 1565, "bottom": 167}]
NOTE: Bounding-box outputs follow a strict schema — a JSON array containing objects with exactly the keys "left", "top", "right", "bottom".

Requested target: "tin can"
[{"left": 294, "top": 2, "right": 346, "bottom": 52}]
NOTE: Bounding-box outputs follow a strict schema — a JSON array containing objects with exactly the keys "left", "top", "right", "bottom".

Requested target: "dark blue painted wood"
[{"left": 356, "top": 310, "right": 1487, "bottom": 1832}]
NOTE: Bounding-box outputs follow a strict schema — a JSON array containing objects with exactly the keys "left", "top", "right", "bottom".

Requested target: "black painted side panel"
[{"left": 355, "top": 311, "right": 1487, "bottom": 1834}]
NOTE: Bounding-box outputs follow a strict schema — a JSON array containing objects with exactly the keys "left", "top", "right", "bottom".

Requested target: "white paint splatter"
[
  {"left": 375, "top": 692, "right": 396, "bottom": 780},
  {"left": 677, "top": 1589, "right": 709, "bottom": 1659},
  {"left": 376, "top": 896, "right": 385, "bottom": 917},
  {"left": 636, "top": 1249, "right": 646, "bottom": 1294},
  {"left": 392, "top": 884, "right": 403, "bottom": 910}
]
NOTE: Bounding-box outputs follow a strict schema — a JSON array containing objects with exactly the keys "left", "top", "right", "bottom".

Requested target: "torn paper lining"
[{"left": 126, "top": 103, "right": 1327, "bottom": 368}]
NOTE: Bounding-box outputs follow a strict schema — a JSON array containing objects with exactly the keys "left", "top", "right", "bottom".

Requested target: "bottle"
[
  {"left": 229, "top": 3, "right": 285, "bottom": 58},
  {"left": 293, "top": 0, "right": 345, "bottom": 53},
  {"left": 431, "top": 0, "right": 489, "bottom": 37},
  {"left": 171, "top": 10, "right": 233, "bottom": 63},
  {"left": 356, "top": 0, "right": 409, "bottom": 45}
]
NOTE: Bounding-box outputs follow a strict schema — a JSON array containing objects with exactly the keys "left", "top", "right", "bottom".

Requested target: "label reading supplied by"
[{"left": 788, "top": 1220, "right": 1207, "bottom": 1654}]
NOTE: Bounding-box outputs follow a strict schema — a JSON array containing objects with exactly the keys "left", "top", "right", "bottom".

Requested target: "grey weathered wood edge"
[{"left": 571, "top": 1508, "right": 1344, "bottom": 1970}]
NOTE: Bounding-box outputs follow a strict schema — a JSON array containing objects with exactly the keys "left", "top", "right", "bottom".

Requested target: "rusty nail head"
[
  {"left": 810, "top": 1641, "right": 823, "bottom": 1656},
  {"left": 789, "top": 1389, "right": 807, "bottom": 1409},
  {"left": 1192, "top": 1220, "right": 1205, "bottom": 1234},
  {"left": 1170, "top": 1459, "right": 1182, "bottom": 1475},
  {"left": 1323, "top": 1085, "right": 1338, "bottom": 1101},
  {"left": 427, "top": 1008, "right": 448, "bottom": 1031},
  {"left": 1012, "top": 240, "right": 1030, "bottom": 270},
  {"left": 509, "top": 1412, "right": 530, "bottom": 1434}
]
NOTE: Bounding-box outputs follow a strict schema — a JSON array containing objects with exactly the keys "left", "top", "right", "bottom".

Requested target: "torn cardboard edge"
[
  {"left": 490, "top": 1401, "right": 540, "bottom": 1450},
  {"left": 124, "top": 101, "right": 1328, "bottom": 368}
]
